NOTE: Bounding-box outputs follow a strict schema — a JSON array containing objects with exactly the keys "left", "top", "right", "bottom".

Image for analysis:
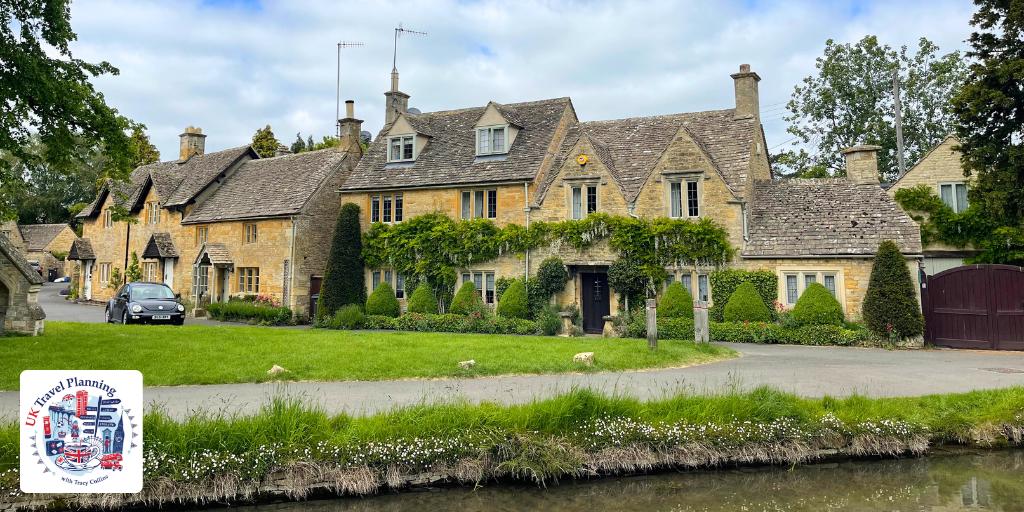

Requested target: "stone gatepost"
[
  {"left": 602, "top": 315, "right": 616, "bottom": 337},
  {"left": 559, "top": 312, "right": 574, "bottom": 337},
  {"left": 694, "top": 300, "right": 709, "bottom": 343}
]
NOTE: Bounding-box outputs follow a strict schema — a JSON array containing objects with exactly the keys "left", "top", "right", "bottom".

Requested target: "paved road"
[{"left": 4, "top": 340, "right": 1023, "bottom": 420}]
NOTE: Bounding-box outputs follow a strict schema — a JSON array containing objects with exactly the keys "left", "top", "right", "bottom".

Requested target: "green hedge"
[
  {"left": 357, "top": 313, "right": 538, "bottom": 336},
  {"left": 710, "top": 321, "right": 874, "bottom": 346},
  {"left": 626, "top": 316, "right": 696, "bottom": 340},
  {"left": 328, "top": 304, "right": 365, "bottom": 329},
  {"left": 709, "top": 269, "right": 777, "bottom": 322},
  {"left": 723, "top": 281, "right": 773, "bottom": 322},
  {"left": 206, "top": 301, "right": 292, "bottom": 325}
]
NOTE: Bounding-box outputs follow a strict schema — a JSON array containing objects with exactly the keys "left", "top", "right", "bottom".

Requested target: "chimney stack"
[
  {"left": 730, "top": 64, "right": 761, "bottom": 121},
  {"left": 338, "top": 99, "right": 364, "bottom": 156},
  {"left": 274, "top": 144, "right": 292, "bottom": 157},
  {"left": 179, "top": 126, "right": 207, "bottom": 161},
  {"left": 384, "top": 68, "right": 410, "bottom": 125},
  {"left": 841, "top": 145, "right": 882, "bottom": 184}
]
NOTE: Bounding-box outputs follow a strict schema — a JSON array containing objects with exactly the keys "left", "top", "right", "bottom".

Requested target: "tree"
[
  {"left": 607, "top": 258, "right": 647, "bottom": 313},
  {"left": 790, "top": 283, "right": 844, "bottom": 326},
  {"left": 6, "top": 137, "right": 105, "bottom": 224},
  {"left": 862, "top": 240, "right": 924, "bottom": 338},
  {"left": 496, "top": 279, "right": 529, "bottom": 319},
  {"left": 306, "top": 135, "right": 315, "bottom": 150},
  {"left": 449, "top": 281, "right": 482, "bottom": 315},
  {"left": 949, "top": 1, "right": 1024, "bottom": 265},
  {"left": 658, "top": 282, "right": 694, "bottom": 319},
  {"left": 125, "top": 252, "right": 142, "bottom": 282},
  {"left": 317, "top": 203, "right": 365, "bottom": 320},
  {"left": 365, "top": 282, "right": 400, "bottom": 317},
  {"left": 311, "top": 136, "right": 340, "bottom": 151},
  {"left": 535, "top": 256, "right": 569, "bottom": 302},
  {"left": 127, "top": 126, "right": 160, "bottom": 167},
  {"left": 778, "top": 36, "right": 968, "bottom": 181},
  {"left": 407, "top": 283, "right": 438, "bottom": 314},
  {"left": 251, "top": 125, "right": 280, "bottom": 158},
  {"left": 290, "top": 133, "right": 307, "bottom": 154},
  {"left": 0, "top": 0, "right": 137, "bottom": 220}
]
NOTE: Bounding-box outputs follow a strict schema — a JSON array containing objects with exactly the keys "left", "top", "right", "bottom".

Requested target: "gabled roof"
[
  {"left": 341, "top": 97, "right": 573, "bottom": 191},
  {"left": 18, "top": 224, "right": 71, "bottom": 252},
  {"left": 182, "top": 149, "right": 350, "bottom": 224},
  {"left": 887, "top": 134, "right": 960, "bottom": 189},
  {"left": 67, "top": 238, "right": 96, "bottom": 261},
  {"left": 537, "top": 109, "right": 758, "bottom": 204},
  {"left": 0, "top": 233, "right": 44, "bottom": 284},
  {"left": 744, "top": 178, "right": 923, "bottom": 257},
  {"left": 76, "top": 145, "right": 256, "bottom": 218},
  {"left": 195, "top": 243, "right": 232, "bottom": 266},
  {"left": 142, "top": 232, "right": 179, "bottom": 259}
]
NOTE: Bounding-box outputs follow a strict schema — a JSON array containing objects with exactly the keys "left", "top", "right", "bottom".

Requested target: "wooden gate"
[{"left": 923, "top": 265, "right": 1024, "bottom": 350}]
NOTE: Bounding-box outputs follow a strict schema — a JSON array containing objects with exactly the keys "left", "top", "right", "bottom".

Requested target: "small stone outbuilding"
[{"left": 0, "top": 233, "right": 45, "bottom": 335}]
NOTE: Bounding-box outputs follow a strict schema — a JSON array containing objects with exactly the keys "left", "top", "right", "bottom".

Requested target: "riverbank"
[{"left": 2, "top": 387, "right": 1022, "bottom": 510}]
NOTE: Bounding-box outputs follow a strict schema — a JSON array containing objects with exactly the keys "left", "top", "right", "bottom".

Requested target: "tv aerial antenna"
[
  {"left": 393, "top": 23, "right": 427, "bottom": 71},
  {"left": 336, "top": 41, "right": 364, "bottom": 137}
]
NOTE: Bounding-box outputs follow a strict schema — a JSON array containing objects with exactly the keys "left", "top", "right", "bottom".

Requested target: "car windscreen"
[{"left": 130, "top": 284, "right": 175, "bottom": 301}]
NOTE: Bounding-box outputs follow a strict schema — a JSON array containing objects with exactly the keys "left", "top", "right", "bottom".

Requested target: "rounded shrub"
[
  {"left": 406, "top": 283, "right": 438, "bottom": 314},
  {"left": 658, "top": 282, "right": 694, "bottom": 319},
  {"left": 536, "top": 305, "right": 562, "bottom": 336},
  {"left": 862, "top": 240, "right": 924, "bottom": 338},
  {"left": 496, "top": 279, "right": 529, "bottom": 319},
  {"left": 535, "top": 257, "right": 569, "bottom": 300},
  {"left": 449, "top": 281, "right": 482, "bottom": 315},
  {"left": 723, "top": 281, "right": 773, "bottom": 322},
  {"left": 329, "top": 304, "right": 365, "bottom": 330},
  {"left": 365, "top": 282, "right": 400, "bottom": 317},
  {"left": 791, "top": 282, "right": 844, "bottom": 326}
]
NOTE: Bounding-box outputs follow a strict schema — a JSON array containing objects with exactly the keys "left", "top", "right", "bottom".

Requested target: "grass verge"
[
  {"left": 0, "top": 322, "right": 733, "bottom": 389},
  {"left": 1, "top": 387, "right": 1021, "bottom": 508}
]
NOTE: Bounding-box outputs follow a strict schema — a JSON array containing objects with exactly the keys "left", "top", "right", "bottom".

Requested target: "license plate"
[{"left": 152, "top": 315, "right": 171, "bottom": 320}]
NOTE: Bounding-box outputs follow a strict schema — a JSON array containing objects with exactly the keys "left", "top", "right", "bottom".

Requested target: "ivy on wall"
[
  {"left": 892, "top": 184, "right": 994, "bottom": 248},
  {"left": 361, "top": 211, "right": 734, "bottom": 307}
]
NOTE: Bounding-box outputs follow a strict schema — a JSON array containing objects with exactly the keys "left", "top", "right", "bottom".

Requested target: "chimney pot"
[
  {"left": 178, "top": 126, "right": 207, "bottom": 161},
  {"left": 740, "top": 63, "right": 750, "bottom": 73},
  {"left": 841, "top": 145, "right": 882, "bottom": 184},
  {"left": 345, "top": 99, "right": 355, "bottom": 119}
]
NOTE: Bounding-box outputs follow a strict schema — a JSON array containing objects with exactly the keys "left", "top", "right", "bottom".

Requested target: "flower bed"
[{"left": 206, "top": 297, "right": 293, "bottom": 326}]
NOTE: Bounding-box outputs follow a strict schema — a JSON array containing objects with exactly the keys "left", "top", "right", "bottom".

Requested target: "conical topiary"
[
  {"left": 791, "top": 282, "right": 844, "bottom": 326},
  {"left": 723, "top": 281, "right": 772, "bottom": 322},
  {"left": 318, "top": 203, "right": 365, "bottom": 320},
  {"left": 658, "top": 282, "right": 694, "bottom": 319},
  {"left": 407, "top": 283, "right": 438, "bottom": 314},
  {"left": 365, "top": 282, "right": 400, "bottom": 317},
  {"left": 449, "top": 281, "right": 482, "bottom": 315},
  {"left": 862, "top": 240, "right": 924, "bottom": 338},
  {"left": 496, "top": 279, "right": 529, "bottom": 319}
]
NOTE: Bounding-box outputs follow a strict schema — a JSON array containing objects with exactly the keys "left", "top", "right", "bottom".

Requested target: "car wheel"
[{"left": 121, "top": 310, "right": 130, "bottom": 325}]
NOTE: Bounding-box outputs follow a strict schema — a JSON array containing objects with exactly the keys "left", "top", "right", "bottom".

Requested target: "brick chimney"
[
  {"left": 841, "top": 145, "right": 881, "bottom": 184},
  {"left": 384, "top": 68, "right": 409, "bottom": 125},
  {"left": 338, "top": 99, "right": 364, "bottom": 156},
  {"left": 179, "top": 126, "right": 206, "bottom": 161},
  {"left": 730, "top": 64, "right": 761, "bottom": 121}
]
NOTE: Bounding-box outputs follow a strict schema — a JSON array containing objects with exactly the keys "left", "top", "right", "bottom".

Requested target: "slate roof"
[
  {"left": 142, "top": 232, "right": 179, "bottom": 259},
  {"left": 744, "top": 179, "right": 923, "bottom": 257},
  {"left": 77, "top": 146, "right": 254, "bottom": 218},
  {"left": 67, "top": 238, "right": 96, "bottom": 261},
  {"left": 538, "top": 109, "right": 757, "bottom": 203},
  {"left": 341, "top": 97, "right": 572, "bottom": 191},
  {"left": 0, "top": 233, "right": 44, "bottom": 284},
  {"left": 18, "top": 224, "right": 70, "bottom": 252},
  {"left": 196, "top": 243, "right": 232, "bottom": 265},
  {"left": 183, "top": 149, "right": 350, "bottom": 224}
]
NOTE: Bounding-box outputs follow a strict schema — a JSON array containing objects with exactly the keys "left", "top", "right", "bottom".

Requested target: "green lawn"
[{"left": 0, "top": 321, "right": 733, "bottom": 388}]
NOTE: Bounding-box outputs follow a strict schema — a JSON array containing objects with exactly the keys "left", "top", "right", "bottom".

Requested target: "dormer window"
[
  {"left": 476, "top": 125, "right": 507, "bottom": 155},
  {"left": 388, "top": 135, "right": 415, "bottom": 162}
]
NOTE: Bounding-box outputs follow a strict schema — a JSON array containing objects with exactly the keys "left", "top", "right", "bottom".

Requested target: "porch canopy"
[
  {"left": 193, "top": 243, "right": 233, "bottom": 269},
  {"left": 142, "top": 232, "right": 179, "bottom": 260},
  {"left": 66, "top": 238, "right": 96, "bottom": 261}
]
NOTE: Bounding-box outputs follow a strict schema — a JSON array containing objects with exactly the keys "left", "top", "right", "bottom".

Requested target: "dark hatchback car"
[{"left": 105, "top": 282, "right": 186, "bottom": 325}]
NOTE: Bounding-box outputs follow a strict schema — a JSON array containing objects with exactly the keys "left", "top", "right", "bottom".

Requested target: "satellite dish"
[
  {"left": 407, "top": 107, "right": 422, "bottom": 115},
  {"left": 360, "top": 131, "right": 372, "bottom": 143}
]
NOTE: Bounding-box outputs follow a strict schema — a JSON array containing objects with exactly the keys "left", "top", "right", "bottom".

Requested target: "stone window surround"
[
  {"left": 564, "top": 176, "right": 602, "bottom": 220},
  {"left": 147, "top": 202, "right": 161, "bottom": 225},
  {"left": 143, "top": 261, "right": 159, "bottom": 282},
  {"left": 237, "top": 267, "right": 260, "bottom": 293},
  {"left": 243, "top": 223, "right": 258, "bottom": 244},
  {"left": 370, "top": 193, "right": 404, "bottom": 224},
  {"left": 195, "top": 226, "right": 209, "bottom": 245},
  {"left": 103, "top": 209, "right": 113, "bottom": 229},
  {"left": 664, "top": 268, "right": 710, "bottom": 303},
  {"left": 369, "top": 268, "right": 405, "bottom": 299},
  {"left": 661, "top": 170, "right": 704, "bottom": 219},
  {"left": 777, "top": 267, "right": 844, "bottom": 310},
  {"left": 475, "top": 124, "right": 509, "bottom": 156},
  {"left": 387, "top": 134, "right": 416, "bottom": 163},
  {"left": 460, "top": 188, "right": 498, "bottom": 220},
  {"left": 98, "top": 262, "right": 111, "bottom": 286}
]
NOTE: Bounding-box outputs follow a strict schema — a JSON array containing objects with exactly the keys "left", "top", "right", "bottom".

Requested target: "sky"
[{"left": 67, "top": 0, "right": 977, "bottom": 159}]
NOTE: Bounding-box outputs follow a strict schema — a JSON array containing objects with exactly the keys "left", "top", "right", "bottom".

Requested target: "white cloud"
[{"left": 68, "top": 0, "right": 975, "bottom": 159}]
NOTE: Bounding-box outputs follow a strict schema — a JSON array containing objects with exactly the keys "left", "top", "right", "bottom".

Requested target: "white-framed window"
[
  {"left": 460, "top": 189, "right": 497, "bottom": 220},
  {"left": 195, "top": 226, "right": 208, "bottom": 245},
  {"left": 143, "top": 261, "right": 158, "bottom": 282},
  {"left": 476, "top": 125, "right": 508, "bottom": 155},
  {"left": 147, "top": 202, "right": 160, "bottom": 224},
  {"left": 370, "top": 193, "right": 403, "bottom": 223},
  {"left": 662, "top": 270, "right": 702, "bottom": 303},
  {"left": 570, "top": 183, "right": 598, "bottom": 220},
  {"left": 697, "top": 274, "right": 709, "bottom": 302},
  {"left": 388, "top": 135, "right": 415, "bottom": 162},
  {"left": 370, "top": 269, "right": 405, "bottom": 298},
  {"left": 668, "top": 178, "right": 700, "bottom": 218},
  {"left": 103, "top": 209, "right": 113, "bottom": 228},
  {"left": 461, "top": 271, "right": 496, "bottom": 304},
  {"left": 939, "top": 182, "right": 969, "bottom": 213},
  {"left": 192, "top": 264, "right": 210, "bottom": 299},
  {"left": 783, "top": 270, "right": 840, "bottom": 306},
  {"left": 99, "top": 262, "right": 111, "bottom": 285},
  {"left": 244, "top": 223, "right": 257, "bottom": 244},
  {"left": 238, "top": 267, "right": 260, "bottom": 293}
]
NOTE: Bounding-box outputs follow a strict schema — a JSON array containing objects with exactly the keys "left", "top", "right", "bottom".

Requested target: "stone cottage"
[
  {"left": 0, "top": 233, "right": 45, "bottom": 335},
  {"left": 16, "top": 223, "right": 77, "bottom": 279},
  {"left": 339, "top": 66, "right": 921, "bottom": 332},
  {"left": 886, "top": 135, "right": 974, "bottom": 275},
  {"left": 70, "top": 105, "right": 363, "bottom": 318}
]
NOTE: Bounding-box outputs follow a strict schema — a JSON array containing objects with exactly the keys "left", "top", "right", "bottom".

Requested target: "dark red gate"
[{"left": 923, "top": 265, "right": 1024, "bottom": 350}]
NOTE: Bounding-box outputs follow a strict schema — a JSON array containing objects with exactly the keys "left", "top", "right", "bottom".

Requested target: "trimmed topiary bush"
[
  {"left": 659, "top": 282, "right": 694, "bottom": 319},
  {"left": 709, "top": 269, "right": 777, "bottom": 322},
  {"left": 449, "top": 281, "right": 482, "bottom": 315},
  {"left": 365, "top": 282, "right": 400, "bottom": 317},
  {"left": 862, "top": 240, "right": 924, "bottom": 338},
  {"left": 407, "top": 283, "right": 438, "bottom": 314},
  {"left": 535, "top": 257, "right": 570, "bottom": 300},
  {"left": 496, "top": 279, "right": 529, "bottom": 319},
  {"left": 329, "top": 304, "right": 365, "bottom": 330},
  {"left": 791, "top": 283, "right": 844, "bottom": 326},
  {"left": 318, "top": 203, "right": 365, "bottom": 320},
  {"left": 723, "top": 281, "right": 773, "bottom": 322}
]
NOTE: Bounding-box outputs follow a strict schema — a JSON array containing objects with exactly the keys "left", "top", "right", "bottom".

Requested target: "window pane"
[
  {"left": 940, "top": 184, "right": 954, "bottom": 209},
  {"left": 402, "top": 137, "right": 414, "bottom": 160},
  {"left": 478, "top": 129, "right": 489, "bottom": 154},
  {"left": 586, "top": 185, "right": 598, "bottom": 214},
  {"left": 474, "top": 190, "right": 484, "bottom": 218},
  {"left": 682, "top": 274, "right": 692, "bottom": 294},
  {"left": 473, "top": 272, "right": 483, "bottom": 291},
  {"left": 670, "top": 182, "right": 682, "bottom": 217},
  {"left": 371, "top": 196, "right": 380, "bottom": 223},
  {"left": 394, "top": 193, "right": 403, "bottom": 222},
  {"left": 571, "top": 187, "right": 582, "bottom": 219},
  {"left": 687, "top": 181, "right": 699, "bottom": 217},
  {"left": 955, "top": 183, "right": 968, "bottom": 213},
  {"left": 390, "top": 139, "right": 400, "bottom": 161},
  {"left": 786, "top": 275, "right": 798, "bottom": 304},
  {"left": 383, "top": 195, "right": 392, "bottom": 223},
  {"left": 485, "top": 273, "right": 495, "bottom": 304},
  {"left": 804, "top": 274, "right": 816, "bottom": 288},
  {"left": 698, "top": 274, "right": 709, "bottom": 302},
  {"left": 492, "top": 128, "right": 505, "bottom": 153},
  {"left": 487, "top": 190, "right": 497, "bottom": 218},
  {"left": 823, "top": 274, "right": 836, "bottom": 297},
  {"left": 396, "top": 274, "right": 405, "bottom": 299},
  {"left": 462, "top": 273, "right": 471, "bottom": 285},
  {"left": 461, "top": 191, "right": 471, "bottom": 219},
  {"left": 372, "top": 271, "right": 381, "bottom": 290}
]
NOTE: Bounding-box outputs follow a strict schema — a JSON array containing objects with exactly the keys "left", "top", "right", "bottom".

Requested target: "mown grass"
[{"left": 0, "top": 322, "right": 733, "bottom": 389}]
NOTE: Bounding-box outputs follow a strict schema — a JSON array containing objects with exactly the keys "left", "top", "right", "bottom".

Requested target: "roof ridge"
[
  {"left": 581, "top": 108, "right": 734, "bottom": 126},
  {"left": 410, "top": 97, "right": 571, "bottom": 118}
]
